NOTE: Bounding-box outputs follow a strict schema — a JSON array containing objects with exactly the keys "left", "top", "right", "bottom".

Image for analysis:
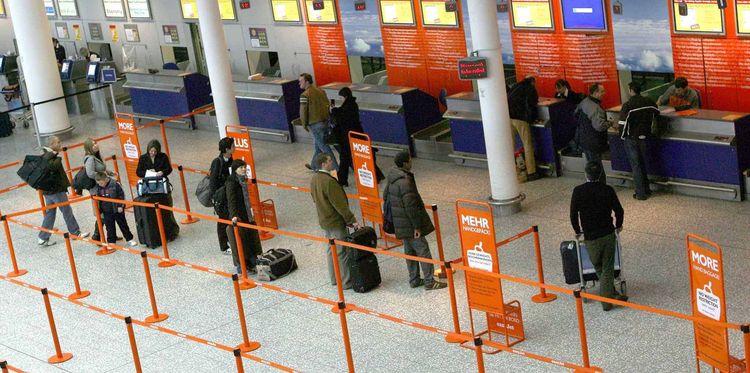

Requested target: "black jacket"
[
  {"left": 384, "top": 167, "right": 434, "bottom": 240},
  {"left": 331, "top": 97, "right": 364, "bottom": 145},
  {"left": 618, "top": 95, "right": 658, "bottom": 139},
  {"left": 570, "top": 181, "right": 624, "bottom": 241},
  {"left": 555, "top": 89, "right": 584, "bottom": 105},
  {"left": 209, "top": 155, "right": 233, "bottom": 195},
  {"left": 508, "top": 79, "right": 539, "bottom": 123},
  {"left": 575, "top": 96, "right": 609, "bottom": 153},
  {"left": 41, "top": 149, "right": 70, "bottom": 194},
  {"left": 225, "top": 173, "right": 250, "bottom": 224},
  {"left": 136, "top": 153, "right": 172, "bottom": 179},
  {"left": 92, "top": 178, "right": 126, "bottom": 215}
]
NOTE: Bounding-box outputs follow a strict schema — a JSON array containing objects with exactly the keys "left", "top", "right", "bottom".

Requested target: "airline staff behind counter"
[{"left": 656, "top": 77, "right": 700, "bottom": 109}]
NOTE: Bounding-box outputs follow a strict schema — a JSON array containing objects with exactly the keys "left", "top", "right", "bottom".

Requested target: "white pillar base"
[{"left": 489, "top": 193, "right": 526, "bottom": 217}]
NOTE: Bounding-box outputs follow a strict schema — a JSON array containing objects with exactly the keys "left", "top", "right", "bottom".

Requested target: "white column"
[
  {"left": 8, "top": 0, "right": 72, "bottom": 138},
  {"left": 466, "top": 0, "right": 523, "bottom": 213},
  {"left": 196, "top": 0, "right": 239, "bottom": 138}
]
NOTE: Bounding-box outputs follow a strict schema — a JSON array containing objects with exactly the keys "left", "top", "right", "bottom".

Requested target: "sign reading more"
[
  {"left": 349, "top": 132, "right": 382, "bottom": 224},
  {"left": 116, "top": 113, "right": 141, "bottom": 187}
]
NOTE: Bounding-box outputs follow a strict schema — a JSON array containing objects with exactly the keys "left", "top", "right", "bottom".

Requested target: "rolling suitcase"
[
  {"left": 560, "top": 234, "right": 626, "bottom": 295},
  {"left": 345, "top": 227, "right": 381, "bottom": 293},
  {"left": 134, "top": 194, "right": 180, "bottom": 248}
]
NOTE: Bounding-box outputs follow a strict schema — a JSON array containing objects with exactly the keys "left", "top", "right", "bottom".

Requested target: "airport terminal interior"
[{"left": 1, "top": 0, "right": 750, "bottom": 372}]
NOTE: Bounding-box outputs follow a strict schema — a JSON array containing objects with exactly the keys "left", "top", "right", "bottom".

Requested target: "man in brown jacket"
[
  {"left": 311, "top": 153, "right": 359, "bottom": 289},
  {"left": 299, "top": 73, "right": 338, "bottom": 171}
]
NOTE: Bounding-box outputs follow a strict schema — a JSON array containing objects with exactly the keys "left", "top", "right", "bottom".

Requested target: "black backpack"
[
  {"left": 213, "top": 185, "right": 229, "bottom": 218},
  {"left": 73, "top": 168, "right": 96, "bottom": 195},
  {"left": 17, "top": 154, "right": 56, "bottom": 190}
]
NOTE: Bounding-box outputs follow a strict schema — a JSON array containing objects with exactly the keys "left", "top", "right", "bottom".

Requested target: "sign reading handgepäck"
[
  {"left": 687, "top": 233, "right": 729, "bottom": 371},
  {"left": 349, "top": 131, "right": 382, "bottom": 224},
  {"left": 115, "top": 112, "right": 140, "bottom": 187}
]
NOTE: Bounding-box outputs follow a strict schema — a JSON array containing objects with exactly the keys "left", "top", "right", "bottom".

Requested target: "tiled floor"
[{"left": 1, "top": 114, "right": 749, "bottom": 372}]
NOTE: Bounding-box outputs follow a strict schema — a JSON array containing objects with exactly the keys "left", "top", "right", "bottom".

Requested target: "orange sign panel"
[
  {"left": 456, "top": 201, "right": 504, "bottom": 315},
  {"left": 115, "top": 113, "right": 141, "bottom": 187},
  {"left": 226, "top": 125, "right": 262, "bottom": 216},
  {"left": 487, "top": 301, "right": 525, "bottom": 339},
  {"left": 687, "top": 234, "right": 729, "bottom": 371},
  {"left": 349, "top": 132, "right": 382, "bottom": 224}
]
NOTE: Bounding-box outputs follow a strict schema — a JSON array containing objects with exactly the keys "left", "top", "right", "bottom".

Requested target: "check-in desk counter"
[
  {"left": 445, "top": 92, "right": 567, "bottom": 175},
  {"left": 317, "top": 82, "right": 442, "bottom": 154},
  {"left": 606, "top": 107, "right": 750, "bottom": 201},
  {"left": 123, "top": 69, "right": 212, "bottom": 126},
  {"left": 60, "top": 60, "right": 92, "bottom": 115},
  {"left": 234, "top": 76, "right": 301, "bottom": 143}
]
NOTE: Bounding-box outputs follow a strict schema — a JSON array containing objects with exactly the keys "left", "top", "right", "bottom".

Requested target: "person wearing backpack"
[
  {"left": 384, "top": 151, "right": 446, "bottom": 290},
  {"left": 209, "top": 137, "right": 235, "bottom": 255},
  {"left": 82, "top": 138, "right": 116, "bottom": 242},
  {"left": 37, "top": 136, "right": 89, "bottom": 246},
  {"left": 575, "top": 83, "right": 612, "bottom": 184}
]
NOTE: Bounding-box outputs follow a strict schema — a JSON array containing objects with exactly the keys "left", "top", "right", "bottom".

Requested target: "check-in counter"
[
  {"left": 445, "top": 92, "right": 569, "bottom": 175},
  {"left": 606, "top": 106, "right": 750, "bottom": 201},
  {"left": 234, "top": 76, "right": 302, "bottom": 143},
  {"left": 60, "top": 59, "right": 92, "bottom": 115},
  {"left": 317, "top": 82, "right": 442, "bottom": 154},
  {"left": 123, "top": 69, "right": 212, "bottom": 126}
]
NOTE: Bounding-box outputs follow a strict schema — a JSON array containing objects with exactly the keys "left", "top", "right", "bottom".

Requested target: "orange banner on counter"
[
  {"left": 456, "top": 200, "right": 504, "bottom": 315},
  {"left": 349, "top": 131, "right": 382, "bottom": 224},
  {"left": 686, "top": 233, "right": 729, "bottom": 371},
  {"left": 115, "top": 113, "right": 141, "bottom": 187}
]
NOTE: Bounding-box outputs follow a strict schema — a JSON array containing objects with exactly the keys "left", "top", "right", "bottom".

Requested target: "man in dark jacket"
[
  {"left": 384, "top": 151, "right": 446, "bottom": 290},
  {"left": 37, "top": 136, "right": 89, "bottom": 246},
  {"left": 618, "top": 82, "right": 658, "bottom": 200},
  {"left": 570, "top": 162, "right": 626, "bottom": 311},
  {"left": 508, "top": 76, "right": 540, "bottom": 180},
  {"left": 575, "top": 83, "right": 611, "bottom": 183},
  {"left": 209, "top": 137, "right": 234, "bottom": 255},
  {"left": 53, "top": 38, "right": 66, "bottom": 66},
  {"left": 226, "top": 159, "right": 262, "bottom": 274}
]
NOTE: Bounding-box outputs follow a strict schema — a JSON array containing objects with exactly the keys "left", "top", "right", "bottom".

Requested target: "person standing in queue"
[
  {"left": 136, "top": 140, "right": 173, "bottom": 200},
  {"left": 37, "top": 136, "right": 89, "bottom": 246},
  {"left": 52, "top": 38, "right": 66, "bottom": 66},
  {"left": 330, "top": 87, "right": 384, "bottom": 187},
  {"left": 83, "top": 138, "right": 116, "bottom": 242},
  {"left": 619, "top": 82, "right": 658, "bottom": 201},
  {"left": 575, "top": 83, "right": 611, "bottom": 184},
  {"left": 310, "top": 153, "right": 359, "bottom": 290},
  {"left": 570, "top": 161, "right": 626, "bottom": 311},
  {"left": 209, "top": 137, "right": 235, "bottom": 255},
  {"left": 298, "top": 73, "right": 338, "bottom": 172},
  {"left": 384, "top": 151, "right": 447, "bottom": 290},
  {"left": 657, "top": 77, "right": 700, "bottom": 109},
  {"left": 226, "top": 159, "right": 263, "bottom": 274},
  {"left": 508, "top": 76, "right": 540, "bottom": 181}
]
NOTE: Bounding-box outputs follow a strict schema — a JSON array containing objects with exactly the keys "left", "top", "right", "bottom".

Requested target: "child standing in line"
[{"left": 93, "top": 172, "right": 137, "bottom": 246}]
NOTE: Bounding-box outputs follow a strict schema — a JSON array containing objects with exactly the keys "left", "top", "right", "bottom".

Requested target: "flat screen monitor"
[
  {"left": 510, "top": 0, "right": 554, "bottom": 30},
  {"left": 61, "top": 61, "right": 71, "bottom": 75},
  {"left": 561, "top": 0, "right": 607, "bottom": 31},
  {"left": 0, "top": 57, "right": 4, "bottom": 73},
  {"left": 420, "top": 0, "right": 459, "bottom": 27},
  {"left": 87, "top": 63, "right": 98, "bottom": 77},
  {"left": 673, "top": 0, "right": 725, "bottom": 35},
  {"left": 304, "top": 0, "right": 337, "bottom": 24},
  {"left": 738, "top": 0, "right": 750, "bottom": 35},
  {"left": 380, "top": 0, "right": 416, "bottom": 26},
  {"left": 271, "top": 0, "right": 302, "bottom": 22}
]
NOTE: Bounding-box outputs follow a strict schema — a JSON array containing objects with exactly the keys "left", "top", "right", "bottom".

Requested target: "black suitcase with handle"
[
  {"left": 345, "top": 227, "right": 381, "bottom": 293},
  {"left": 134, "top": 194, "right": 179, "bottom": 248}
]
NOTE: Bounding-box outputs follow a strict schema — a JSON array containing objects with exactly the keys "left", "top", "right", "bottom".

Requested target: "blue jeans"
[
  {"left": 624, "top": 138, "right": 650, "bottom": 197},
  {"left": 583, "top": 151, "right": 606, "bottom": 184},
  {"left": 309, "top": 121, "right": 338, "bottom": 170},
  {"left": 39, "top": 192, "right": 81, "bottom": 241}
]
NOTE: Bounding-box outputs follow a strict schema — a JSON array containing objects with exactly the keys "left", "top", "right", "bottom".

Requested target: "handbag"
[
  {"left": 256, "top": 248, "right": 298, "bottom": 281},
  {"left": 72, "top": 167, "right": 96, "bottom": 194},
  {"left": 195, "top": 175, "right": 213, "bottom": 207},
  {"left": 382, "top": 193, "right": 395, "bottom": 234},
  {"left": 324, "top": 120, "right": 338, "bottom": 145},
  {"left": 137, "top": 176, "right": 172, "bottom": 196}
]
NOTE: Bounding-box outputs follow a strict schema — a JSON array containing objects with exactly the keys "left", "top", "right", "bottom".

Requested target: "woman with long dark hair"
[{"left": 84, "top": 138, "right": 115, "bottom": 242}]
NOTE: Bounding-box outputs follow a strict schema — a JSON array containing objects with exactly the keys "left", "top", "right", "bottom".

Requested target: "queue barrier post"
[
  {"left": 140, "top": 251, "right": 169, "bottom": 323},
  {"left": 431, "top": 205, "right": 451, "bottom": 279},
  {"left": 232, "top": 223, "right": 255, "bottom": 291},
  {"left": 61, "top": 148, "right": 78, "bottom": 198},
  {"left": 234, "top": 349, "right": 245, "bottom": 373},
  {"left": 743, "top": 324, "right": 750, "bottom": 373},
  {"left": 177, "top": 166, "right": 199, "bottom": 224},
  {"left": 443, "top": 260, "right": 467, "bottom": 344},
  {"left": 63, "top": 233, "right": 90, "bottom": 300},
  {"left": 125, "top": 317, "right": 143, "bottom": 373},
  {"left": 92, "top": 199, "right": 116, "bottom": 256},
  {"left": 1, "top": 215, "right": 27, "bottom": 278},
  {"left": 474, "top": 337, "right": 486, "bottom": 373},
  {"left": 0, "top": 360, "right": 7, "bottom": 373},
  {"left": 530, "top": 226, "right": 557, "bottom": 304},
  {"left": 154, "top": 203, "right": 175, "bottom": 268},
  {"left": 38, "top": 190, "right": 46, "bottom": 219},
  {"left": 110, "top": 155, "right": 121, "bottom": 184},
  {"left": 232, "top": 274, "right": 261, "bottom": 352},
  {"left": 41, "top": 288, "right": 74, "bottom": 364},
  {"left": 328, "top": 239, "right": 353, "bottom": 314},
  {"left": 573, "top": 290, "right": 597, "bottom": 372},
  {"left": 159, "top": 120, "right": 171, "bottom": 159},
  {"left": 328, "top": 239, "right": 356, "bottom": 372}
]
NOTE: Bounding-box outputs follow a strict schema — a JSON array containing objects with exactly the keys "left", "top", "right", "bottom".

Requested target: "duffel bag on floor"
[{"left": 256, "top": 248, "right": 297, "bottom": 281}]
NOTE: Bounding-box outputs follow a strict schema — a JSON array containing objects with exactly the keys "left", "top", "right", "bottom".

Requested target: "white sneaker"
[
  {"left": 127, "top": 240, "right": 138, "bottom": 246},
  {"left": 38, "top": 239, "right": 56, "bottom": 246},
  {"left": 78, "top": 232, "right": 91, "bottom": 238},
  {"left": 222, "top": 248, "right": 233, "bottom": 256}
]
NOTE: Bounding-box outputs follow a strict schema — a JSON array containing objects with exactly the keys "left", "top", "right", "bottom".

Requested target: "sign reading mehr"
[{"left": 458, "top": 57, "right": 488, "bottom": 80}]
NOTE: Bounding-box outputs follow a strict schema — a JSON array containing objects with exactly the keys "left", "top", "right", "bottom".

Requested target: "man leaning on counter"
[{"left": 656, "top": 77, "right": 700, "bottom": 109}]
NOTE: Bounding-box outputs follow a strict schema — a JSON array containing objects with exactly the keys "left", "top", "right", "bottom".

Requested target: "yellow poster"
[
  {"left": 0, "top": 0, "right": 5, "bottom": 16},
  {"left": 380, "top": 0, "right": 415, "bottom": 25},
  {"left": 305, "top": 0, "right": 337, "bottom": 23},
  {"left": 511, "top": 0, "right": 553, "bottom": 29},
  {"left": 272, "top": 0, "right": 302, "bottom": 22},
  {"left": 73, "top": 24, "right": 82, "bottom": 41},
  {"left": 420, "top": 0, "right": 458, "bottom": 27},
  {"left": 180, "top": 0, "right": 236, "bottom": 20},
  {"left": 737, "top": 3, "right": 750, "bottom": 34},
  {"left": 673, "top": 2, "right": 724, "bottom": 34}
]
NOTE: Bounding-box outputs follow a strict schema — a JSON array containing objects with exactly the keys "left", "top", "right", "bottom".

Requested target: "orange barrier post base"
[
  {"left": 330, "top": 303, "right": 354, "bottom": 314},
  {"left": 236, "top": 341, "right": 261, "bottom": 353},
  {"left": 573, "top": 367, "right": 602, "bottom": 373},
  {"left": 259, "top": 232, "right": 274, "bottom": 241},
  {"left": 445, "top": 331, "right": 471, "bottom": 344},
  {"left": 95, "top": 247, "right": 116, "bottom": 256},
  {"left": 47, "top": 352, "right": 73, "bottom": 364},
  {"left": 239, "top": 279, "right": 256, "bottom": 291},
  {"left": 180, "top": 217, "right": 200, "bottom": 225},
  {"left": 531, "top": 292, "right": 558, "bottom": 304},
  {"left": 157, "top": 259, "right": 176, "bottom": 268},
  {"left": 68, "top": 290, "right": 91, "bottom": 300},
  {"left": 6, "top": 269, "right": 28, "bottom": 278},
  {"left": 144, "top": 313, "right": 169, "bottom": 323}
]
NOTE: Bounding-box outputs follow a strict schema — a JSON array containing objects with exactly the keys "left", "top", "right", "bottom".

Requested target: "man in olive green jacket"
[
  {"left": 310, "top": 153, "right": 359, "bottom": 289},
  {"left": 299, "top": 73, "right": 338, "bottom": 171}
]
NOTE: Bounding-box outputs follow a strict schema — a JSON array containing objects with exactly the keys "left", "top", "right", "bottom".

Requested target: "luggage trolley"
[
  {"left": 561, "top": 233, "right": 627, "bottom": 298},
  {"left": 2, "top": 84, "right": 31, "bottom": 129}
]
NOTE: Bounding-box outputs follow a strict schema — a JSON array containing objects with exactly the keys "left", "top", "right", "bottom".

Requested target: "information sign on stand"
[
  {"left": 349, "top": 132, "right": 382, "bottom": 224},
  {"left": 115, "top": 113, "right": 141, "bottom": 190}
]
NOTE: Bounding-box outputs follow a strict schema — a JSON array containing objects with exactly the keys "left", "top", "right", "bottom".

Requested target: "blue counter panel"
[
  {"left": 360, "top": 110, "right": 410, "bottom": 146},
  {"left": 610, "top": 135, "right": 741, "bottom": 185},
  {"left": 532, "top": 126, "right": 557, "bottom": 166},
  {"left": 449, "top": 118, "right": 486, "bottom": 155},
  {"left": 184, "top": 74, "right": 213, "bottom": 111},
  {"left": 129, "top": 89, "right": 190, "bottom": 117},
  {"left": 237, "top": 99, "right": 292, "bottom": 133}
]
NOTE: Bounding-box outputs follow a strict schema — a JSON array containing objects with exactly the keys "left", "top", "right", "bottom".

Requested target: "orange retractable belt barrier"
[
  {"left": 0, "top": 360, "right": 24, "bottom": 373},
  {"left": 124, "top": 317, "right": 143, "bottom": 373},
  {"left": 232, "top": 274, "right": 260, "bottom": 352},
  {"left": 140, "top": 251, "right": 169, "bottom": 323},
  {"left": 62, "top": 233, "right": 90, "bottom": 300},
  {"left": 41, "top": 288, "right": 74, "bottom": 364}
]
